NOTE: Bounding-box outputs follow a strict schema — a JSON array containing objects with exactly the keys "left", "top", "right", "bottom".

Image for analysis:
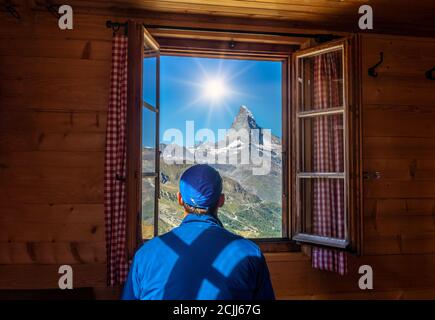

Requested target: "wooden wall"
[
  {"left": 1, "top": 11, "right": 435, "bottom": 299},
  {"left": 0, "top": 12, "right": 111, "bottom": 291},
  {"left": 266, "top": 34, "right": 435, "bottom": 299}
]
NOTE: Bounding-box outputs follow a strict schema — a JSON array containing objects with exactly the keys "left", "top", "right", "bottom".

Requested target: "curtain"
[
  {"left": 104, "top": 35, "right": 129, "bottom": 286},
  {"left": 311, "top": 51, "right": 347, "bottom": 275}
]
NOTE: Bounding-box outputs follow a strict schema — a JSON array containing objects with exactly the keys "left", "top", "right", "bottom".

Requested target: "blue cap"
[{"left": 179, "top": 164, "right": 223, "bottom": 210}]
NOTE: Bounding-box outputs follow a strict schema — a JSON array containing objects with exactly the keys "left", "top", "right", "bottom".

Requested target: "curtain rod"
[
  {"left": 106, "top": 20, "right": 128, "bottom": 35},
  {"left": 144, "top": 24, "right": 338, "bottom": 42}
]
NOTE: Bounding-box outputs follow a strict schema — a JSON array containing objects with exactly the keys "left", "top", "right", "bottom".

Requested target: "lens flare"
[{"left": 203, "top": 78, "right": 227, "bottom": 101}]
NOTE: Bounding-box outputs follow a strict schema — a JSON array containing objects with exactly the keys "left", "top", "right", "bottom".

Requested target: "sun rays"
[{"left": 170, "top": 56, "right": 257, "bottom": 127}]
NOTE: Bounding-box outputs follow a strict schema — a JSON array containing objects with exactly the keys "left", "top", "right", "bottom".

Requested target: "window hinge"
[{"left": 363, "top": 171, "right": 381, "bottom": 180}]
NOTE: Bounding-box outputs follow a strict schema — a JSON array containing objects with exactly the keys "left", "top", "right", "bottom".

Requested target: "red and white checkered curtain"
[
  {"left": 104, "top": 35, "right": 129, "bottom": 286},
  {"left": 311, "top": 51, "right": 347, "bottom": 275}
]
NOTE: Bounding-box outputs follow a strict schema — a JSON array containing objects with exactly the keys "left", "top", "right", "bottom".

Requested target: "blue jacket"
[{"left": 122, "top": 214, "right": 275, "bottom": 300}]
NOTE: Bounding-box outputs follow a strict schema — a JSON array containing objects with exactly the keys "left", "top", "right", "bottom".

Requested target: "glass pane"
[
  {"left": 299, "top": 178, "right": 345, "bottom": 239},
  {"left": 142, "top": 176, "right": 156, "bottom": 239},
  {"left": 142, "top": 107, "right": 156, "bottom": 173},
  {"left": 299, "top": 113, "right": 344, "bottom": 173},
  {"left": 157, "top": 163, "right": 283, "bottom": 239},
  {"left": 158, "top": 177, "right": 184, "bottom": 235},
  {"left": 297, "top": 48, "right": 344, "bottom": 112},
  {"left": 143, "top": 56, "right": 157, "bottom": 107},
  {"left": 158, "top": 56, "right": 283, "bottom": 238}
]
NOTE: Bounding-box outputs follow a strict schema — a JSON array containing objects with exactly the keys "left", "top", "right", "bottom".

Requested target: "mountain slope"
[{"left": 143, "top": 105, "right": 283, "bottom": 238}]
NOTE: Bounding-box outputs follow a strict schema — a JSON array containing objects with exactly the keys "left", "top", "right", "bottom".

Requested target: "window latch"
[{"left": 363, "top": 171, "right": 381, "bottom": 180}]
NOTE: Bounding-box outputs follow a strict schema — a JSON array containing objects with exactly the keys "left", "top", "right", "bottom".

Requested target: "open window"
[
  {"left": 130, "top": 28, "right": 300, "bottom": 252},
  {"left": 125, "top": 24, "right": 161, "bottom": 257},
  {"left": 141, "top": 29, "right": 161, "bottom": 239},
  {"left": 291, "top": 38, "right": 361, "bottom": 252},
  {"left": 128, "top": 27, "right": 361, "bottom": 255}
]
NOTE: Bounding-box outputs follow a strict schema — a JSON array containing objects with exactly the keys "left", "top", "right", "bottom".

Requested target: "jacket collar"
[{"left": 181, "top": 213, "right": 224, "bottom": 228}]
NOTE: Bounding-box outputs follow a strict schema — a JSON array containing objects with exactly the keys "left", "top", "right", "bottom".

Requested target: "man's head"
[{"left": 177, "top": 164, "right": 225, "bottom": 216}]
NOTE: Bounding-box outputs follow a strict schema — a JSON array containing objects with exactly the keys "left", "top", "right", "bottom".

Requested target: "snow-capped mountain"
[
  {"left": 161, "top": 105, "right": 282, "bottom": 170},
  {"left": 142, "top": 105, "right": 283, "bottom": 238}
]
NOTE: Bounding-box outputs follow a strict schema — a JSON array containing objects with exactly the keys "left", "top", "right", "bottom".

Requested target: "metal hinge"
[{"left": 363, "top": 171, "right": 381, "bottom": 180}]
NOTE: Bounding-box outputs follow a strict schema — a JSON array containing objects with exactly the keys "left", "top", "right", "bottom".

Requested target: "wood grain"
[
  {"left": 0, "top": 264, "right": 106, "bottom": 289},
  {"left": 1, "top": 8, "right": 435, "bottom": 299},
  {"left": 49, "top": 0, "right": 435, "bottom": 36}
]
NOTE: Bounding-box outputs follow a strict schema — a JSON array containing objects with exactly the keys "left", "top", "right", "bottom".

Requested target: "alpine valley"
[{"left": 142, "top": 105, "right": 282, "bottom": 238}]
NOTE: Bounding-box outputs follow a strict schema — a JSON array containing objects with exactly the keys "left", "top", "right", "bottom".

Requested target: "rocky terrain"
[{"left": 142, "top": 105, "right": 282, "bottom": 238}]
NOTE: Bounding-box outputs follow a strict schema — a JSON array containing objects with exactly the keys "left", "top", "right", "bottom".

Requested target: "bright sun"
[{"left": 203, "top": 78, "right": 227, "bottom": 101}]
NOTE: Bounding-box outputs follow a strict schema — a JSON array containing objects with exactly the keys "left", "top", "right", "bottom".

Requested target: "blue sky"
[{"left": 143, "top": 55, "right": 282, "bottom": 147}]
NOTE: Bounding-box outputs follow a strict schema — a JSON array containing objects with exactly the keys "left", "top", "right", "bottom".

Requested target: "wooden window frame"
[
  {"left": 130, "top": 32, "right": 300, "bottom": 253},
  {"left": 291, "top": 37, "right": 362, "bottom": 254},
  {"left": 160, "top": 41, "right": 297, "bottom": 253},
  {"left": 126, "top": 21, "right": 144, "bottom": 260},
  {"left": 127, "top": 29, "right": 362, "bottom": 257}
]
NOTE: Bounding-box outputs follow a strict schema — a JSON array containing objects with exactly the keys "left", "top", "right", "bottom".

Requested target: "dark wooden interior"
[{"left": 1, "top": 0, "right": 435, "bottom": 299}]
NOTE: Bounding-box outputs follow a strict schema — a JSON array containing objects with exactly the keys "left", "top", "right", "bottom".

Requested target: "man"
[{"left": 122, "top": 164, "right": 275, "bottom": 300}]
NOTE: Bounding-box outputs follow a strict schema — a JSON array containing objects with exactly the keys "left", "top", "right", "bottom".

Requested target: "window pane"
[
  {"left": 297, "top": 49, "right": 343, "bottom": 112},
  {"left": 142, "top": 107, "right": 156, "bottom": 173},
  {"left": 299, "top": 113, "right": 344, "bottom": 173},
  {"left": 143, "top": 56, "right": 157, "bottom": 107},
  {"left": 158, "top": 163, "right": 283, "bottom": 239},
  {"left": 142, "top": 176, "right": 156, "bottom": 239},
  {"left": 299, "top": 178, "right": 346, "bottom": 239},
  {"left": 158, "top": 56, "right": 283, "bottom": 239},
  {"left": 158, "top": 177, "right": 184, "bottom": 235}
]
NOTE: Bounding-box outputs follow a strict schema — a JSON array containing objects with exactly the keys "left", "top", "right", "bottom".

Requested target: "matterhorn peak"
[{"left": 231, "top": 105, "right": 259, "bottom": 131}]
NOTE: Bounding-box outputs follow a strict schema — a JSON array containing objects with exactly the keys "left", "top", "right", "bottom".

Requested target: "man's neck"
[{"left": 183, "top": 212, "right": 224, "bottom": 228}]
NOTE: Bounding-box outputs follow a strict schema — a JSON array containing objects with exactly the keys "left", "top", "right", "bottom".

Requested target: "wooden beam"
[{"left": 148, "top": 27, "right": 310, "bottom": 45}]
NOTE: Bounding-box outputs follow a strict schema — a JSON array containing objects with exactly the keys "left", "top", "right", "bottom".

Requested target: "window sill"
[
  {"left": 253, "top": 238, "right": 300, "bottom": 253},
  {"left": 292, "top": 233, "right": 349, "bottom": 250}
]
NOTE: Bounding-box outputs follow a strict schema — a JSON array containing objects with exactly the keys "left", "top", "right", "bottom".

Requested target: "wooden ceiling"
[{"left": 9, "top": 1, "right": 435, "bottom": 36}]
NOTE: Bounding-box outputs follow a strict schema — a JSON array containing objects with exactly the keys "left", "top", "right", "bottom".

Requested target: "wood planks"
[
  {"left": 0, "top": 241, "right": 106, "bottom": 264},
  {"left": 266, "top": 252, "right": 435, "bottom": 298},
  {"left": 0, "top": 264, "right": 106, "bottom": 289},
  {"left": 0, "top": 11, "right": 110, "bottom": 288},
  {"left": 1, "top": 8, "right": 435, "bottom": 299},
  {"left": 0, "top": 57, "right": 111, "bottom": 112},
  {"left": 361, "top": 34, "right": 435, "bottom": 257},
  {"left": 265, "top": 34, "right": 435, "bottom": 298},
  {"left": 47, "top": 0, "right": 435, "bottom": 36}
]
